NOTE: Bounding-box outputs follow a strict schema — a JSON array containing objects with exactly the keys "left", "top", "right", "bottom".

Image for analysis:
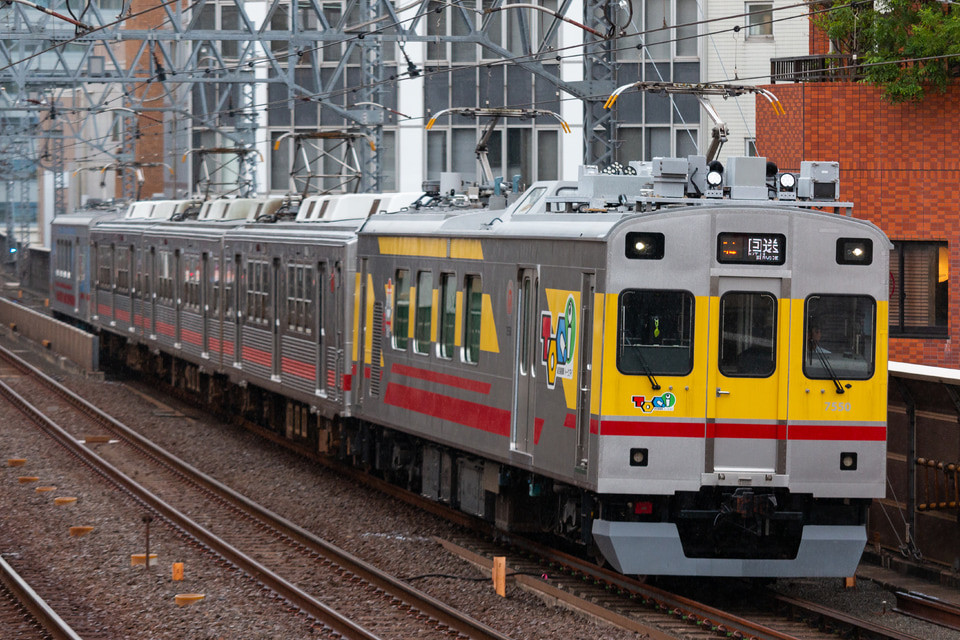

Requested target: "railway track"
[
  {"left": 0, "top": 343, "right": 513, "bottom": 640},
  {"left": 220, "top": 390, "right": 942, "bottom": 640},
  {"left": 0, "top": 551, "right": 82, "bottom": 640}
]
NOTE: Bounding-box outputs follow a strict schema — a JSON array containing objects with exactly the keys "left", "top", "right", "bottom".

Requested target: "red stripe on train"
[
  {"left": 282, "top": 357, "right": 316, "bottom": 381},
  {"left": 390, "top": 363, "right": 491, "bottom": 394},
  {"left": 384, "top": 383, "right": 511, "bottom": 437},
  {"left": 242, "top": 345, "right": 272, "bottom": 368}
]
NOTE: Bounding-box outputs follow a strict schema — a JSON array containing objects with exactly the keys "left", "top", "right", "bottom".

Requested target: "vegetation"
[{"left": 813, "top": 0, "right": 960, "bottom": 102}]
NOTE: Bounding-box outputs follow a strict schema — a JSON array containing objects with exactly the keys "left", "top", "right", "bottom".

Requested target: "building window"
[
  {"left": 890, "top": 241, "right": 948, "bottom": 337},
  {"left": 746, "top": 3, "right": 773, "bottom": 38}
]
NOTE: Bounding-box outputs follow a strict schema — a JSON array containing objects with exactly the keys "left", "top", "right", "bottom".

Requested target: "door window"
[{"left": 718, "top": 292, "right": 777, "bottom": 377}]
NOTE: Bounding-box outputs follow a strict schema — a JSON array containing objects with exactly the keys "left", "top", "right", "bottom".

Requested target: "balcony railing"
[{"left": 770, "top": 55, "right": 863, "bottom": 84}]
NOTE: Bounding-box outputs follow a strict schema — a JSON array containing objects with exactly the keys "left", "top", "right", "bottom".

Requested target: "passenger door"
[
  {"left": 706, "top": 277, "right": 788, "bottom": 477},
  {"left": 511, "top": 268, "right": 538, "bottom": 456}
]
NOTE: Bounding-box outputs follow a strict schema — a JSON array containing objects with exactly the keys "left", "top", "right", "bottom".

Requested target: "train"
[{"left": 50, "top": 154, "right": 890, "bottom": 577}]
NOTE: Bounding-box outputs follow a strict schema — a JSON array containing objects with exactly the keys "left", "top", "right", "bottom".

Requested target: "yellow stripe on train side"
[
  {"left": 378, "top": 237, "right": 447, "bottom": 258},
  {"left": 377, "top": 236, "right": 484, "bottom": 260}
]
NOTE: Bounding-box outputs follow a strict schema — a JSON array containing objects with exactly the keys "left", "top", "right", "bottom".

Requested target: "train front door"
[
  {"left": 706, "top": 276, "right": 789, "bottom": 477},
  {"left": 511, "top": 268, "right": 538, "bottom": 456}
]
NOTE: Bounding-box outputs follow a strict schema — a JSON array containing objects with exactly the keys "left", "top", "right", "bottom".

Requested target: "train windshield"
[
  {"left": 804, "top": 295, "right": 876, "bottom": 380},
  {"left": 618, "top": 290, "right": 694, "bottom": 376}
]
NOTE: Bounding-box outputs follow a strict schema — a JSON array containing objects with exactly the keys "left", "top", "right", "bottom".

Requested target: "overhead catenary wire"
[{"left": 5, "top": 0, "right": 955, "bottom": 173}]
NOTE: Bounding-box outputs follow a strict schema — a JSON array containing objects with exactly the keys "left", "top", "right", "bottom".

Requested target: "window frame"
[
  {"left": 438, "top": 272, "right": 457, "bottom": 359},
  {"left": 717, "top": 290, "right": 778, "bottom": 378},
  {"left": 393, "top": 268, "right": 411, "bottom": 350},
  {"left": 745, "top": 2, "right": 774, "bottom": 39},
  {"left": 617, "top": 289, "right": 696, "bottom": 376},
  {"left": 889, "top": 240, "right": 949, "bottom": 338},
  {"left": 804, "top": 294, "right": 877, "bottom": 381},
  {"left": 462, "top": 274, "right": 482, "bottom": 364}
]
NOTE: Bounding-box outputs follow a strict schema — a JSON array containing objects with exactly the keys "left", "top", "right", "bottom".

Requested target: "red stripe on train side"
[
  {"left": 384, "top": 383, "right": 511, "bottom": 436},
  {"left": 599, "top": 421, "right": 706, "bottom": 438},
  {"left": 282, "top": 357, "right": 316, "bottom": 381},
  {"left": 788, "top": 424, "right": 887, "bottom": 441},
  {"left": 115, "top": 309, "right": 130, "bottom": 323},
  {"left": 242, "top": 345, "right": 272, "bottom": 368},
  {"left": 181, "top": 329, "right": 202, "bottom": 346},
  {"left": 705, "top": 423, "right": 785, "bottom": 440},
  {"left": 390, "top": 363, "right": 492, "bottom": 394},
  {"left": 156, "top": 321, "right": 175, "bottom": 337}
]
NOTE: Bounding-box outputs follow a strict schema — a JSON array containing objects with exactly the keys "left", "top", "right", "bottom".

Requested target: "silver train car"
[{"left": 51, "top": 156, "right": 890, "bottom": 577}]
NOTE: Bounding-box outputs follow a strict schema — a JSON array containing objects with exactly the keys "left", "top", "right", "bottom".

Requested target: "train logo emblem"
[
  {"left": 632, "top": 393, "right": 677, "bottom": 413},
  {"left": 540, "top": 294, "right": 577, "bottom": 389}
]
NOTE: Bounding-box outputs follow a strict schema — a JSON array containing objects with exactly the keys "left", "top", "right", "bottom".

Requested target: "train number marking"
[{"left": 824, "top": 402, "right": 851, "bottom": 412}]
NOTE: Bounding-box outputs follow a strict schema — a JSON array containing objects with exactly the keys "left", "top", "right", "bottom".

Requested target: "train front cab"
[{"left": 590, "top": 207, "right": 889, "bottom": 577}]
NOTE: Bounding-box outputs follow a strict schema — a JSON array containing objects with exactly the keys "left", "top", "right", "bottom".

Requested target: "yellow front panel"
[
  {"left": 786, "top": 300, "right": 888, "bottom": 424},
  {"left": 705, "top": 296, "right": 784, "bottom": 421},
  {"left": 598, "top": 293, "right": 710, "bottom": 419}
]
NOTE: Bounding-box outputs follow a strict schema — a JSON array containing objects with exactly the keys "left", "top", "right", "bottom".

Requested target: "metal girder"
[{"left": 1, "top": 0, "right": 626, "bottom": 197}]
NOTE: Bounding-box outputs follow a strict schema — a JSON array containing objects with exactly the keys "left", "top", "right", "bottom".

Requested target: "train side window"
[
  {"left": 393, "top": 269, "right": 410, "bottom": 350},
  {"left": 618, "top": 290, "right": 694, "bottom": 375},
  {"left": 210, "top": 258, "right": 221, "bottom": 315},
  {"left": 804, "top": 295, "right": 876, "bottom": 380},
  {"left": 286, "top": 264, "right": 312, "bottom": 333},
  {"left": 414, "top": 271, "right": 433, "bottom": 354},
  {"left": 183, "top": 255, "right": 201, "bottom": 311},
  {"left": 718, "top": 292, "right": 777, "bottom": 377},
  {"left": 438, "top": 273, "right": 457, "bottom": 359},
  {"left": 158, "top": 251, "right": 174, "bottom": 303},
  {"left": 463, "top": 275, "right": 482, "bottom": 364},
  {"left": 116, "top": 247, "right": 131, "bottom": 295},
  {"left": 97, "top": 244, "right": 112, "bottom": 291}
]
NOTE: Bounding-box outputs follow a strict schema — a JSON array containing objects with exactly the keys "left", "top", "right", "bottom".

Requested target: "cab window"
[
  {"left": 805, "top": 295, "right": 876, "bottom": 380},
  {"left": 618, "top": 290, "right": 694, "bottom": 375}
]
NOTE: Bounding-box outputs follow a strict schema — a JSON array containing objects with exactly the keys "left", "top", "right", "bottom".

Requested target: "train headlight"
[
  {"left": 778, "top": 172, "right": 796, "bottom": 190},
  {"left": 840, "top": 452, "right": 858, "bottom": 470},
  {"left": 836, "top": 238, "right": 873, "bottom": 265},
  {"left": 706, "top": 170, "right": 723, "bottom": 188},
  {"left": 629, "top": 448, "right": 648, "bottom": 467},
  {"left": 624, "top": 232, "right": 664, "bottom": 260}
]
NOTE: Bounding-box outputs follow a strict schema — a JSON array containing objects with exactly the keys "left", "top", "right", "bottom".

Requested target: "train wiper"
[
  {"left": 634, "top": 347, "right": 661, "bottom": 391},
  {"left": 813, "top": 342, "right": 848, "bottom": 394}
]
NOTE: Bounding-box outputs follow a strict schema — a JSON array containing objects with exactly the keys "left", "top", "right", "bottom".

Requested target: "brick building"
[{"left": 757, "top": 82, "right": 960, "bottom": 368}]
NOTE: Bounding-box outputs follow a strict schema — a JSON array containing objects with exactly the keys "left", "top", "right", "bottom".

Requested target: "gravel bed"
[
  {"left": 0, "top": 337, "right": 644, "bottom": 640},
  {"left": 4, "top": 329, "right": 959, "bottom": 640},
  {"left": 0, "top": 398, "right": 318, "bottom": 639}
]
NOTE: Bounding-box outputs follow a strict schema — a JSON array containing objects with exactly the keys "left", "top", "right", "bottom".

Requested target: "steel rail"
[
  {"left": 0, "top": 343, "right": 513, "bottom": 640},
  {"left": 0, "top": 371, "right": 378, "bottom": 639},
  {"left": 0, "top": 553, "right": 82, "bottom": 640}
]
